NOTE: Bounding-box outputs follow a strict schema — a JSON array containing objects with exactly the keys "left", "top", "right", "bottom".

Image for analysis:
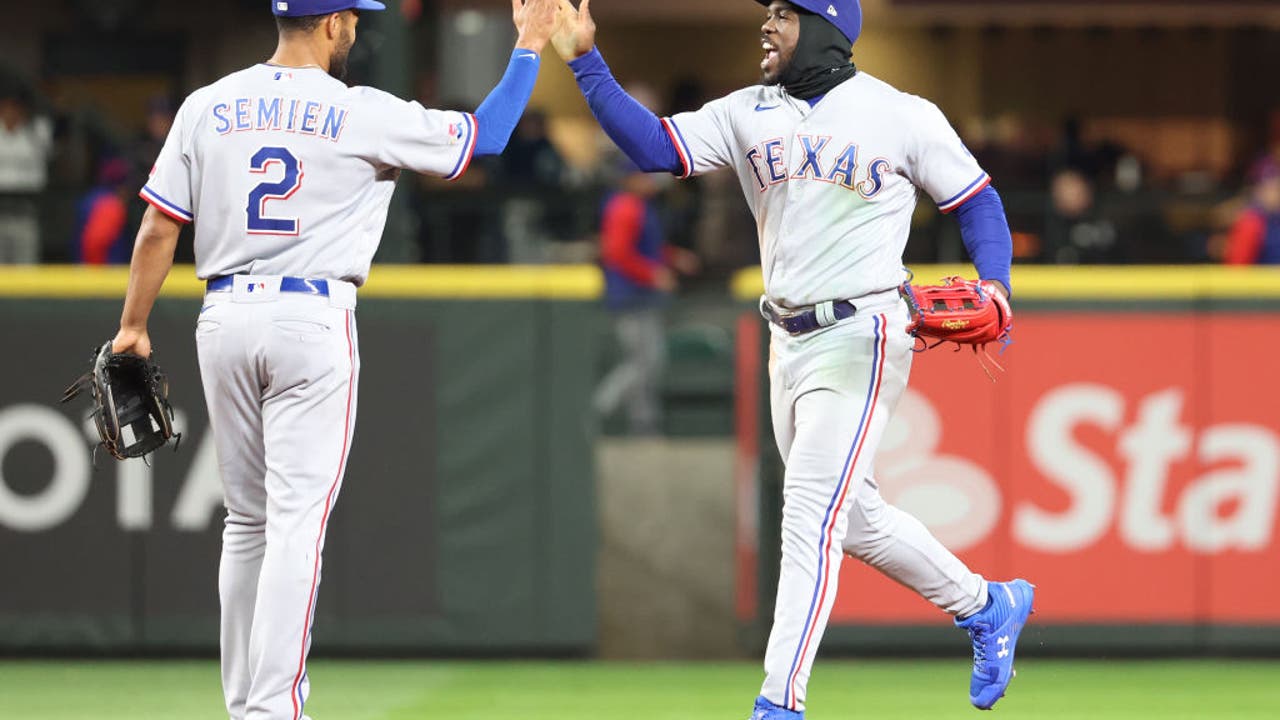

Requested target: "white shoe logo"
[
  {"left": 997, "top": 635, "right": 1010, "bottom": 658},
  {"left": 1003, "top": 583, "right": 1017, "bottom": 608},
  {"left": 827, "top": 4, "right": 839, "bottom": 17}
]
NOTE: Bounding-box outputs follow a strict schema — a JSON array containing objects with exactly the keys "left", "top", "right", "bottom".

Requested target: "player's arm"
[
  {"left": 471, "top": 0, "right": 560, "bottom": 156},
  {"left": 112, "top": 206, "right": 183, "bottom": 357},
  {"left": 115, "top": 91, "right": 196, "bottom": 356},
  {"left": 551, "top": 0, "right": 683, "bottom": 175},
  {"left": 906, "top": 100, "right": 1012, "bottom": 296},
  {"left": 367, "top": 0, "right": 556, "bottom": 177},
  {"left": 952, "top": 186, "right": 1013, "bottom": 298}
]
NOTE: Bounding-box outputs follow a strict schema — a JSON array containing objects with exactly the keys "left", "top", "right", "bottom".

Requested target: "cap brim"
[{"left": 354, "top": 0, "right": 387, "bottom": 10}]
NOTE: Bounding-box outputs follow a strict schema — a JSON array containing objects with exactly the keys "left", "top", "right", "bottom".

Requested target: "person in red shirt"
[
  {"left": 74, "top": 157, "right": 132, "bottom": 264},
  {"left": 1225, "top": 156, "right": 1280, "bottom": 265},
  {"left": 595, "top": 161, "right": 698, "bottom": 434}
]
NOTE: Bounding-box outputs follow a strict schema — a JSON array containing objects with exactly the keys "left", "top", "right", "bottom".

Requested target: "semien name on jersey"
[{"left": 211, "top": 96, "right": 349, "bottom": 142}]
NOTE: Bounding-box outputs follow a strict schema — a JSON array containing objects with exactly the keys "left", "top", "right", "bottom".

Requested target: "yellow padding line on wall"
[
  {"left": 0, "top": 265, "right": 605, "bottom": 300},
  {"left": 732, "top": 265, "right": 1280, "bottom": 301},
  {"left": 0, "top": 264, "right": 1276, "bottom": 301}
]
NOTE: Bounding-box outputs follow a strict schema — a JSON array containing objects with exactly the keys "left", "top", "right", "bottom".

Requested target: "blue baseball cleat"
[
  {"left": 955, "top": 579, "right": 1036, "bottom": 710},
  {"left": 749, "top": 695, "right": 804, "bottom": 720}
]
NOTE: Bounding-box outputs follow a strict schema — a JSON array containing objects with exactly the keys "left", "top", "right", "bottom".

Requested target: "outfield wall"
[
  {"left": 0, "top": 266, "right": 600, "bottom": 653},
  {"left": 3, "top": 264, "right": 1279, "bottom": 656},
  {"left": 734, "top": 266, "right": 1280, "bottom": 654}
]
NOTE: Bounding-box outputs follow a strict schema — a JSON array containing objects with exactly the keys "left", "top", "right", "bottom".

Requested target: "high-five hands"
[
  {"left": 552, "top": 0, "right": 596, "bottom": 61},
  {"left": 513, "top": 0, "right": 561, "bottom": 54}
]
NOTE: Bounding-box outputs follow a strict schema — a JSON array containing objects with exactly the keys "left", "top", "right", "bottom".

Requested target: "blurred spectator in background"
[
  {"left": 1101, "top": 153, "right": 1178, "bottom": 262},
  {"left": 498, "top": 110, "right": 564, "bottom": 186},
  {"left": 0, "top": 81, "right": 53, "bottom": 263},
  {"left": 73, "top": 156, "right": 131, "bottom": 264},
  {"left": 1042, "top": 168, "right": 1122, "bottom": 263},
  {"left": 1049, "top": 116, "right": 1125, "bottom": 186},
  {"left": 594, "top": 160, "right": 699, "bottom": 435},
  {"left": 413, "top": 97, "right": 507, "bottom": 263},
  {"left": 128, "top": 96, "right": 174, "bottom": 195},
  {"left": 499, "top": 110, "right": 567, "bottom": 262},
  {"left": 121, "top": 96, "right": 180, "bottom": 261},
  {"left": 968, "top": 114, "right": 1047, "bottom": 193},
  {"left": 1224, "top": 156, "right": 1280, "bottom": 265}
]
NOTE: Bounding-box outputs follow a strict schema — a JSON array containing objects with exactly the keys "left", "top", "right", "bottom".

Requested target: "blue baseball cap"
[
  {"left": 272, "top": 0, "right": 386, "bottom": 17},
  {"left": 755, "top": 0, "right": 862, "bottom": 46}
]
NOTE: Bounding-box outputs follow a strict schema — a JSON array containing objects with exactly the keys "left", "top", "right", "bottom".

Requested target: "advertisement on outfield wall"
[
  {"left": 0, "top": 301, "right": 440, "bottom": 648},
  {"left": 742, "top": 313, "right": 1280, "bottom": 627},
  {"left": 0, "top": 295, "right": 599, "bottom": 652}
]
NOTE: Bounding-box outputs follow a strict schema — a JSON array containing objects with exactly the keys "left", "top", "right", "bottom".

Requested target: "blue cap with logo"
[
  {"left": 272, "top": 0, "right": 387, "bottom": 17},
  {"left": 755, "top": 0, "right": 862, "bottom": 46}
]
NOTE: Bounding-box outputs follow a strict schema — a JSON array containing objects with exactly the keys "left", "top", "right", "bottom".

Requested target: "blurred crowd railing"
[
  {"left": 0, "top": 172, "right": 1263, "bottom": 285},
  {"left": 3, "top": 77, "right": 1275, "bottom": 275}
]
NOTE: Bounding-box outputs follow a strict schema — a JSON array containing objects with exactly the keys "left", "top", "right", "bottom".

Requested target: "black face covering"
[{"left": 778, "top": 10, "right": 857, "bottom": 100}]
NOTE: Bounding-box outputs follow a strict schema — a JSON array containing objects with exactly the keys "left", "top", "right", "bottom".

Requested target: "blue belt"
[
  {"left": 206, "top": 275, "right": 330, "bottom": 297},
  {"left": 761, "top": 298, "right": 858, "bottom": 335}
]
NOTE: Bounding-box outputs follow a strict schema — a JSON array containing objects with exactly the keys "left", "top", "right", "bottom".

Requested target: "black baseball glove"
[{"left": 61, "top": 341, "right": 180, "bottom": 461}]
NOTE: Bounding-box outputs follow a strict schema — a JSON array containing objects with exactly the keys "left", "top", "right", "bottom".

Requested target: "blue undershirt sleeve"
[
  {"left": 953, "top": 185, "right": 1014, "bottom": 294},
  {"left": 473, "top": 49, "right": 541, "bottom": 156},
  {"left": 567, "top": 48, "right": 682, "bottom": 175}
]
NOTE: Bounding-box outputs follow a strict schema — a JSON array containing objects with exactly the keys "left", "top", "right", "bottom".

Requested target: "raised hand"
[
  {"left": 551, "top": 0, "right": 596, "bottom": 61},
  {"left": 513, "top": 0, "right": 560, "bottom": 54}
]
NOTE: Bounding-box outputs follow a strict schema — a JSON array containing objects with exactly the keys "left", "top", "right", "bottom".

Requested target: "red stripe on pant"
[
  {"left": 290, "top": 310, "right": 356, "bottom": 720},
  {"left": 785, "top": 314, "right": 889, "bottom": 709}
]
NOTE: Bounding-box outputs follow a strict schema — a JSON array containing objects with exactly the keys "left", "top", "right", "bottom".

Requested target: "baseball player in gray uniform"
[
  {"left": 110, "top": 0, "right": 559, "bottom": 717},
  {"left": 551, "top": 1, "right": 1034, "bottom": 717}
]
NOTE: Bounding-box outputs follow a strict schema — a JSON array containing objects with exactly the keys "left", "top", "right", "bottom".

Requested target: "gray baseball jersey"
[
  {"left": 657, "top": 72, "right": 998, "bottom": 714},
  {"left": 142, "top": 64, "right": 477, "bottom": 284},
  {"left": 139, "top": 62, "right": 478, "bottom": 720},
  {"left": 661, "top": 72, "right": 989, "bottom": 308}
]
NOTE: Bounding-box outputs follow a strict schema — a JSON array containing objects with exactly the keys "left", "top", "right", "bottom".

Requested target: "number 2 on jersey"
[{"left": 246, "top": 146, "right": 303, "bottom": 236}]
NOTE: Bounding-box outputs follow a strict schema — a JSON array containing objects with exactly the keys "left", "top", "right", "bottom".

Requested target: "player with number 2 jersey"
[{"left": 113, "top": 1, "right": 560, "bottom": 718}]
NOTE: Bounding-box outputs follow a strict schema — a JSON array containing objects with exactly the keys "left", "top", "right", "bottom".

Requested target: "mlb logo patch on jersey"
[{"left": 274, "top": 72, "right": 294, "bottom": 81}]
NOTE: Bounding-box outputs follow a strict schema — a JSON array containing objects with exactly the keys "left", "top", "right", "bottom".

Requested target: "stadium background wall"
[
  {"left": 735, "top": 265, "right": 1280, "bottom": 656},
  {"left": 2, "top": 266, "right": 1279, "bottom": 657},
  {"left": 0, "top": 266, "right": 600, "bottom": 654}
]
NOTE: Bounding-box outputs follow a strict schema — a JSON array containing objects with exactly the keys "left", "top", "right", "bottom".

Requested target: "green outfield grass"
[{"left": 0, "top": 659, "right": 1275, "bottom": 719}]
